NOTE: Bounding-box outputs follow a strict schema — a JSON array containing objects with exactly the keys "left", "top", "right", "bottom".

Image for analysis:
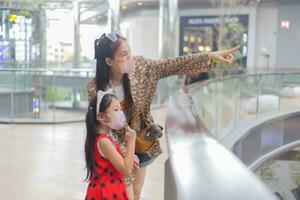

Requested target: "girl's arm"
[{"left": 98, "top": 127, "right": 136, "bottom": 176}]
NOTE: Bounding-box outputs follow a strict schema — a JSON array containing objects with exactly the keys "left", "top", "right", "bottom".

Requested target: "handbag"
[{"left": 130, "top": 112, "right": 163, "bottom": 154}]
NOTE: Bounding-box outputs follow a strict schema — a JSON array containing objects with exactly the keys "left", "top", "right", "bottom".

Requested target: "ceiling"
[{"left": 79, "top": 0, "right": 293, "bottom": 24}]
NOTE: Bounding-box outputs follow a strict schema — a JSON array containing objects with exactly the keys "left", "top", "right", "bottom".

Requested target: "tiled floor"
[{"left": 0, "top": 108, "right": 167, "bottom": 200}]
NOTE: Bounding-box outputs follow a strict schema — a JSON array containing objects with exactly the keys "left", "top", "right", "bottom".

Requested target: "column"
[{"left": 108, "top": 0, "right": 121, "bottom": 32}]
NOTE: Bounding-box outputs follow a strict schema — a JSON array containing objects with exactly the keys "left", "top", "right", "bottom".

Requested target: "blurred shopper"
[{"left": 183, "top": 71, "right": 209, "bottom": 85}]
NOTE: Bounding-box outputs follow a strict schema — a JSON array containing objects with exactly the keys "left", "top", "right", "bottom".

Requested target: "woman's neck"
[{"left": 110, "top": 69, "right": 123, "bottom": 86}]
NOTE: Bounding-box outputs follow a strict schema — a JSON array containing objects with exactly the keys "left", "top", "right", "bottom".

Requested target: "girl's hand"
[
  {"left": 208, "top": 45, "right": 241, "bottom": 64},
  {"left": 125, "top": 126, "right": 136, "bottom": 142}
]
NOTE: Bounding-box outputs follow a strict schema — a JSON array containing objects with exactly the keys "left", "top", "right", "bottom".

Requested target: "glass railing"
[
  {"left": 0, "top": 67, "right": 174, "bottom": 123},
  {"left": 188, "top": 69, "right": 300, "bottom": 145},
  {"left": 0, "top": 68, "right": 94, "bottom": 123}
]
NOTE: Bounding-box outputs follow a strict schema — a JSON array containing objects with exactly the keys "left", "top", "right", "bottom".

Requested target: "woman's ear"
[{"left": 105, "top": 58, "right": 113, "bottom": 67}]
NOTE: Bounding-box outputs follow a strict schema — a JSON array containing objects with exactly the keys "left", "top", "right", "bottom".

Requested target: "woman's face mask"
[
  {"left": 114, "top": 56, "right": 135, "bottom": 74},
  {"left": 108, "top": 40, "right": 135, "bottom": 74}
]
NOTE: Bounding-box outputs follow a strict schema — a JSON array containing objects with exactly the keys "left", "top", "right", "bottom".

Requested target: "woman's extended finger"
[{"left": 227, "top": 45, "right": 241, "bottom": 53}]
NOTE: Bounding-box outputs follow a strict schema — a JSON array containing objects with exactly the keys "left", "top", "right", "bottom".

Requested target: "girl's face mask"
[{"left": 105, "top": 110, "right": 126, "bottom": 131}]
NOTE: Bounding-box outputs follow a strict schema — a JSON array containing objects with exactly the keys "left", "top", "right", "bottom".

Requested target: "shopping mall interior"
[{"left": 0, "top": 0, "right": 300, "bottom": 199}]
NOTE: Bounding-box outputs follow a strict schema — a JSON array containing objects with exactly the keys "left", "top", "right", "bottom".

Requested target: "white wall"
[
  {"left": 80, "top": 24, "right": 109, "bottom": 60},
  {"left": 275, "top": 2, "right": 300, "bottom": 69},
  {"left": 121, "top": 10, "right": 160, "bottom": 59},
  {"left": 254, "top": 2, "right": 278, "bottom": 69}
]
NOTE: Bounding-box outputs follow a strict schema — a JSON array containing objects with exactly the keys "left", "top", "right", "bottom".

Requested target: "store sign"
[
  {"left": 179, "top": 15, "right": 249, "bottom": 67},
  {"left": 188, "top": 16, "right": 240, "bottom": 25},
  {"left": 281, "top": 20, "right": 290, "bottom": 29}
]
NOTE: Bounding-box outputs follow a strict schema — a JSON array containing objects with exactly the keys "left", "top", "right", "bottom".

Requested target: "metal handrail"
[
  {"left": 249, "top": 140, "right": 300, "bottom": 172},
  {"left": 164, "top": 91, "right": 277, "bottom": 200}
]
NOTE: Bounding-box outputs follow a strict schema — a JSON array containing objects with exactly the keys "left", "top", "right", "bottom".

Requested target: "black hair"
[
  {"left": 84, "top": 93, "right": 115, "bottom": 181},
  {"left": 94, "top": 33, "right": 133, "bottom": 102}
]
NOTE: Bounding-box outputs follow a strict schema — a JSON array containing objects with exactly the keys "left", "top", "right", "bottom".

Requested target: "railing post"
[
  {"left": 10, "top": 70, "right": 15, "bottom": 122},
  {"left": 256, "top": 75, "right": 262, "bottom": 117},
  {"left": 278, "top": 74, "right": 283, "bottom": 111},
  {"left": 53, "top": 70, "right": 56, "bottom": 123},
  {"left": 215, "top": 81, "right": 223, "bottom": 136},
  {"left": 234, "top": 77, "right": 241, "bottom": 126}
]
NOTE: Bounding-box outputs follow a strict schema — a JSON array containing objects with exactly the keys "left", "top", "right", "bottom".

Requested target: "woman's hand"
[
  {"left": 133, "top": 155, "right": 140, "bottom": 172},
  {"left": 208, "top": 45, "right": 241, "bottom": 64}
]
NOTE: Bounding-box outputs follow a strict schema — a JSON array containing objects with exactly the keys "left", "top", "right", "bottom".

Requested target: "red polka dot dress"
[{"left": 85, "top": 134, "right": 129, "bottom": 200}]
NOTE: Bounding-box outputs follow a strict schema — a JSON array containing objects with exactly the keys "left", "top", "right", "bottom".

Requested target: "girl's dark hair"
[
  {"left": 94, "top": 33, "right": 132, "bottom": 102},
  {"left": 84, "top": 93, "right": 115, "bottom": 181}
]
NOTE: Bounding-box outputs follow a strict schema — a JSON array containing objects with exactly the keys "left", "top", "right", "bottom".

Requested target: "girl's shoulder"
[
  {"left": 96, "top": 133, "right": 119, "bottom": 145},
  {"left": 97, "top": 133, "right": 111, "bottom": 141},
  {"left": 96, "top": 133, "right": 123, "bottom": 155}
]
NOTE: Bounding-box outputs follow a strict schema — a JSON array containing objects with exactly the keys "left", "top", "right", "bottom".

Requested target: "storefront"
[{"left": 179, "top": 14, "right": 248, "bottom": 68}]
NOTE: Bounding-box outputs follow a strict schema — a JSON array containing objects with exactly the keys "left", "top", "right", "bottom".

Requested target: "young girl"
[{"left": 85, "top": 90, "right": 137, "bottom": 200}]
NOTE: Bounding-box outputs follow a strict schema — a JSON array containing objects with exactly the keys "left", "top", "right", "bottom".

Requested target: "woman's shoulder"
[
  {"left": 87, "top": 78, "right": 97, "bottom": 101},
  {"left": 133, "top": 55, "right": 161, "bottom": 70},
  {"left": 133, "top": 55, "right": 154, "bottom": 74},
  {"left": 133, "top": 56, "right": 148, "bottom": 66},
  {"left": 87, "top": 77, "right": 96, "bottom": 86},
  {"left": 87, "top": 77, "right": 96, "bottom": 90}
]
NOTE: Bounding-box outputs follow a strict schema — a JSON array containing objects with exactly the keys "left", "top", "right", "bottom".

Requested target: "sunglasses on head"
[
  {"left": 100, "top": 31, "right": 119, "bottom": 42},
  {"left": 94, "top": 32, "right": 121, "bottom": 59}
]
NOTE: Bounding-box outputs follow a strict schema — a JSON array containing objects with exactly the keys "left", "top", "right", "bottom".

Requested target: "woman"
[{"left": 87, "top": 32, "right": 240, "bottom": 200}]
